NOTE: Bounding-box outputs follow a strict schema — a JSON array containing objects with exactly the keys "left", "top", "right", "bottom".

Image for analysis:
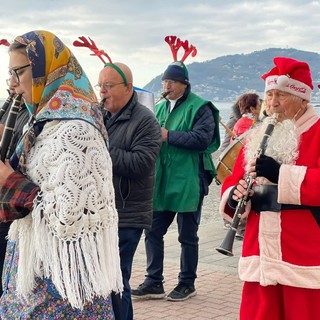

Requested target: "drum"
[{"left": 215, "top": 134, "right": 245, "bottom": 185}]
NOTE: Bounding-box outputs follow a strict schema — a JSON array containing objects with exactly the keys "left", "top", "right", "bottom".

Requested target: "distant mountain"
[{"left": 144, "top": 48, "right": 320, "bottom": 103}]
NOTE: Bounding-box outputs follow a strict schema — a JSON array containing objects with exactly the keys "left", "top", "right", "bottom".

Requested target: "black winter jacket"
[{"left": 103, "top": 92, "right": 162, "bottom": 229}]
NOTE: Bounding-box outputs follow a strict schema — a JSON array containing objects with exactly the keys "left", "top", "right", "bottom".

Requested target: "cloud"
[{"left": 1, "top": 0, "right": 320, "bottom": 98}]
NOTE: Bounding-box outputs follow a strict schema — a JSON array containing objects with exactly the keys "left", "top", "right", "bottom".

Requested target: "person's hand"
[
  {"left": 227, "top": 179, "right": 253, "bottom": 209},
  {"left": 0, "top": 160, "right": 14, "bottom": 186},
  {"left": 255, "top": 155, "right": 280, "bottom": 183},
  {"left": 161, "top": 127, "right": 168, "bottom": 142}
]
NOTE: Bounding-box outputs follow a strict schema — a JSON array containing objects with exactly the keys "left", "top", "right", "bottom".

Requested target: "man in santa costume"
[{"left": 220, "top": 56, "right": 320, "bottom": 319}]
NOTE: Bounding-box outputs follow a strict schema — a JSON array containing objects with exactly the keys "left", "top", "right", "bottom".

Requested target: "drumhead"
[{"left": 215, "top": 133, "right": 247, "bottom": 184}]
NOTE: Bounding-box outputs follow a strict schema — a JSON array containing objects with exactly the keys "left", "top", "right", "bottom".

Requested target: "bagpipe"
[
  {"left": 0, "top": 94, "right": 23, "bottom": 162},
  {"left": 215, "top": 114, "right": 278, "bottom": 256}
]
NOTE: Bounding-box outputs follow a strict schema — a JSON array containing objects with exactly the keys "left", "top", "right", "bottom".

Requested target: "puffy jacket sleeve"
[
  {"left": 109, "top": 109, "right": 162, "bottom": 179},
  {"left": 167, "top": 104, "right": 215, "bottom": 151}
]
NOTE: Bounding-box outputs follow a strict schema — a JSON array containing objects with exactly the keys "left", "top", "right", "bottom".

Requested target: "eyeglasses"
[
  {"left": 7, "top": 64, "right": 31, "bottom": 85},
  {"left": 161, "top": 80, "right": 177, "bottom": 85},
  {"left": 94, "top": 82, "right": 125, "bottom": 90}
]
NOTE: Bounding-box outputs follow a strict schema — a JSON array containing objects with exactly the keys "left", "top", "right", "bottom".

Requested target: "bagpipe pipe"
[
  {"left": 0, "top": 94, "right": 23, "bottom": 162},
  {"left": 215, "top": 114, "right": 278, "bottom": 256}
]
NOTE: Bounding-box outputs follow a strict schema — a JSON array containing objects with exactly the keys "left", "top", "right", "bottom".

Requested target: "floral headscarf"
[{"left": 12, "top": 30, "right": 107, "bottom": 173}]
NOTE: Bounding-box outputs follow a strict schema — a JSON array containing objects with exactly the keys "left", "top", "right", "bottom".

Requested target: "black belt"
[{"left": 251, "top": 185, "right": 320, "bottom": 227}]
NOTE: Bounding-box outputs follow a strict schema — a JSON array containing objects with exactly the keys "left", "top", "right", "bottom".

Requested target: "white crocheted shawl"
[{"left": 8, "top": 119, "right": 123, "bottom": 309}]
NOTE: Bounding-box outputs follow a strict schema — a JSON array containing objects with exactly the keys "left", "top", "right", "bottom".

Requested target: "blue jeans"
[
  {"left": 144, "top": 200, "right": 203, "bottom": 287},
  {"left": 117, "top": 227, "right": 143, "bottom": 320}
]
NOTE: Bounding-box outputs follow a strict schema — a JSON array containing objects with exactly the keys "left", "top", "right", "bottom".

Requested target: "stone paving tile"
[{"left": 131, "top": 221, "right": 243, "bottom": 320}]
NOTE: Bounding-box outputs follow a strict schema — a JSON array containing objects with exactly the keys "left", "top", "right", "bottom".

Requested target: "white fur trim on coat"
[
  {"left": 278, "top": 165, "right": 307, "bottom": 205},
  {"left": 239, "top": 211, "right": 320, "bottom": 289}
]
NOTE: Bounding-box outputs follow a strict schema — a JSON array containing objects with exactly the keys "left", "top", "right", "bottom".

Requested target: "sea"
[
  {"left": 0, "top": 97, "right": 231, "bottom": 122},
  {"left": 0, "top": 98, "right": 231, "bottom": 122},
  {"left": 0, "top": 99, "right": 319, "bottom": 136}
]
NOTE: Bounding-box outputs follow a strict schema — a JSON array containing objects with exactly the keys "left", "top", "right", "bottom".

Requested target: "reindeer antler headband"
[
  {"left": 164, "top": 35, "right": 197, "bottom": 63},
  {"left": 73, "top": 36, "right": 128, "bottom": 85},
  {"left": 0, "top": 39, "right": 10, "bottom": 47},
  {"left": 162, "top": 35, "right": 197, "bottom": 84}
]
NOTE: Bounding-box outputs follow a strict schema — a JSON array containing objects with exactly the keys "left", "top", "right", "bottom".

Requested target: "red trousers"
[{"left": 240, "top": 282, "right": 320, "bottom": 320}]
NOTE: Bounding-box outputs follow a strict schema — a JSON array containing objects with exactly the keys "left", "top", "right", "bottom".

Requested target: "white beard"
[{"left": 244, "top": 117, "right": 299, "bottom": 170}]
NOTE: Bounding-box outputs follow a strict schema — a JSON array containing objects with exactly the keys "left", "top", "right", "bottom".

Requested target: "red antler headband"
[
  {"left": 0, "top": 39, "right": 10, "bottom": 47},
  {"left": 73, "top": 36, "right": 111, "bottom": 64},
  {"left": 164, "top": 35, "right": 197, "bottom": 62},
  {"left": 73, "top": 36, "right": 128, "bottom": 85}
]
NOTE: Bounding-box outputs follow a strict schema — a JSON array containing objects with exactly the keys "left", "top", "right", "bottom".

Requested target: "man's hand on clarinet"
[
  {"left": 248, "top": 155, "right": 280, "bottom": 183},
  {"left": 227, "top": 179, "right": 253, "bottom": 209},
  {"left": 0, "top": 160, "right": 14, "bottom": 186}
]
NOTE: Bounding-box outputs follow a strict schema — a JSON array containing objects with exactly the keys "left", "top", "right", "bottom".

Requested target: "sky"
[{"left": 1, "top": 0, "right": 320, "bottom": 98}]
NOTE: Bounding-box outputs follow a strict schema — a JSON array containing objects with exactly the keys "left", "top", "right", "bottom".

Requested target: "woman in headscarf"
[{"left": 0, "top": 30, "right": 122, "bottom": 319}]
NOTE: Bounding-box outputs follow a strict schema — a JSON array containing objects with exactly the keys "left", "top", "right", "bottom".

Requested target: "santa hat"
[{"left": 261, "top": 57, "right": 313, "bottom": 101}]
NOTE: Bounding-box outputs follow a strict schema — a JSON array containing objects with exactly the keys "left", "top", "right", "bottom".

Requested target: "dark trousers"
[
  {"left": 144, "top": 200, "right": 203, "bottom": 287},
  {"left": 113, "top": 227, "right": 143, "bottom": 320}
]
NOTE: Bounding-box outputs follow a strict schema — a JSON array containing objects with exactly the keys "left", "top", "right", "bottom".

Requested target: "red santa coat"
[{"left": 220, "top": 106, "right": 320, "bottom": 289}]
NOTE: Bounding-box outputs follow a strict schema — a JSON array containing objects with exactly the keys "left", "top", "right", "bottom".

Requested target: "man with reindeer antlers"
[
  {"left": 132, "top": 36, "right": 220, "bottom": 302},
  {"left": 73, "top": 36, "right": 162, "bottom": 320}
]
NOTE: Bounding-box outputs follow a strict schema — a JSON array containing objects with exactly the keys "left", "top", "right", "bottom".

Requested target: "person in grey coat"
[{"left": 96, "top": 62, "right": 162, "bottom": 320}]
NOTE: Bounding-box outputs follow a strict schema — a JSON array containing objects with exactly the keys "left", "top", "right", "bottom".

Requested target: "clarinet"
[
  {"left": 155, "top": 91, "right": 170, "bottom": 104},
  {"left": 216, "top": 115, "right": 278, "bottom": 256},
  {"left": 0, "top": 94, "right": 23, "bottom": 162},
  {"left": 0, "top": 91, "right": 15, "bottom": 122}
]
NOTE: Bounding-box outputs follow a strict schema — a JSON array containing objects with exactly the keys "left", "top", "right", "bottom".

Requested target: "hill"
[{"left": 144, "top": 48, "right": 320, "bottom": 102}]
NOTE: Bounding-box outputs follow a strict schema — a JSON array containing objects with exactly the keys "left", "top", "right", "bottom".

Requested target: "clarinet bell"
[{"left": 215, "top": 227, "right": 236, "bottom": 256}]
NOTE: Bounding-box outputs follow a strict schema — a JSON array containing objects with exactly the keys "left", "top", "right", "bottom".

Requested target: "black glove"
[
  {"left": 255, "top": 155, "right": 280, "bottom": 183},
  {"left": 227, "top": 185, "right": 239, "bottom": 210}
]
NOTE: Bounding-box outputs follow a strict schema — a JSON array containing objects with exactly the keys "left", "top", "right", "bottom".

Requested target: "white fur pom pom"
[{"left": 277, "top": 75, "right": 290, "bottom": 87}]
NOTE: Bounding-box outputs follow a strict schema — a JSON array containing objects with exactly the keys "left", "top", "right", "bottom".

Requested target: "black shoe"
[
  {"left": 131, "top": 282, "right": 165, "bottom": 299},
  {"left": 166, "top": 283, "right": 196, "bottom": 302}
]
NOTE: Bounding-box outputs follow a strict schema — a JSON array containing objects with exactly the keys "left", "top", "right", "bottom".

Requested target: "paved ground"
[{"left": 131, "top": 219, "right": 244, "bottom": 320}]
